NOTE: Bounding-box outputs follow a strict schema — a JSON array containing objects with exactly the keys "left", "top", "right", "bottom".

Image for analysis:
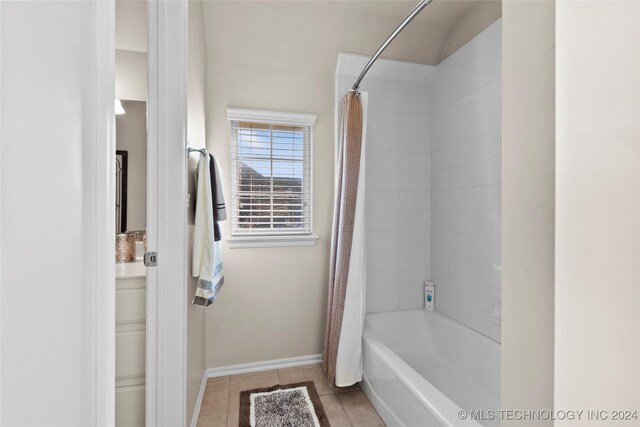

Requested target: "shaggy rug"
[{"left": 239, "top": 381, "right": 330, "bottom": 427}]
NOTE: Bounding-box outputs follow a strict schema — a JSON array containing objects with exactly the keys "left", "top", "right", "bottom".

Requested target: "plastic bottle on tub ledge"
[{"left": 424, "top": 281, "right": 435, "bottom": 310}]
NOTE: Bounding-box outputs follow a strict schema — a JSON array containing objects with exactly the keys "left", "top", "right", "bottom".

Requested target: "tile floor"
[{"left": 197, "top": 363, "right": 386, "bottom": 427}]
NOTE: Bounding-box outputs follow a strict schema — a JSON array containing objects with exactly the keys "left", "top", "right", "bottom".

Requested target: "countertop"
[{"left": 115, "top": 258, "right": 147, "bottom": 279}]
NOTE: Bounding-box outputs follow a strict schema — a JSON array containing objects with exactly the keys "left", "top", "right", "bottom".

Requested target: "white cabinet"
[{"left": 116, "top": 262, "right": 146, "bottom": 427}]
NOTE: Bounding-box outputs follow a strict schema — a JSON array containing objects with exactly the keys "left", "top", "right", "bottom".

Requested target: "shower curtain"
[{"left": 322, "top": 90, "right": 367, "bottom": 387}]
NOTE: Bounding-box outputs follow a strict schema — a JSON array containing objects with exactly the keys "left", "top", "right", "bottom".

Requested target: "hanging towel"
[
  {"left": 209, "top": 154, "right": 227, "bottom": 241},
  {"left": 192, "top": 151, "right": 225, "bottom": 306}
]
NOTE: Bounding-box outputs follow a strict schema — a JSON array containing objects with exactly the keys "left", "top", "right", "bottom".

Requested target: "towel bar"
[{"left": 187, "top": 147, "right": 206, "bottom": 157}]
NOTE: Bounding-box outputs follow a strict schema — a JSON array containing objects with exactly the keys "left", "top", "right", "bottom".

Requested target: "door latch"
[{"left": 144, "top": 251, "right": 158, "bottom": 267}]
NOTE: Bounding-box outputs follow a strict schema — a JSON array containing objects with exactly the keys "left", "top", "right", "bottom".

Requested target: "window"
[{"left": 227, "top": 108, "right": 318, "bottom": 248}]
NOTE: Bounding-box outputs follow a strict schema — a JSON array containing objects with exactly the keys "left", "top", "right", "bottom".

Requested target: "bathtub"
[{"left": 361, "top": 309, "right": 500, "bottom": 427}]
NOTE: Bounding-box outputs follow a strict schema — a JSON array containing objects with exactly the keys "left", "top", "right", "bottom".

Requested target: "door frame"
[
  {"left": 146, "top": 1, "right": 189, "bottom": 426},
  {"left": 96, "top": 0, "right": 116, "bottom": 424},
  {"left": 96, "top": 1, "right": 188, "bottom": 424}
]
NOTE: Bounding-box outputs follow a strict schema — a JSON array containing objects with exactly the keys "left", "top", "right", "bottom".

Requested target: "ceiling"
[
  {"left": 340, "top": 0, "right": 479, "bottom": 25},
  {"left": 201, "top": 0, "right": 500, "bottom": 74},
  {"left": 325, "top": 0, "right": 487, "bottom": 63},
  {"left": 115, "top": 0, "right": 499, "bottom": 65}
]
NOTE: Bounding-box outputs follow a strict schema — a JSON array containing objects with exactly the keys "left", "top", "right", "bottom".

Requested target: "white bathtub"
[{"left": 361, "top": 309, "right": 500, "bottom": 427}]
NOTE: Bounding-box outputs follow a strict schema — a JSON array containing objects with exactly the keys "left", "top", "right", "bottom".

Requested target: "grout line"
[
  {"left": 429, "top": 157, "right": 502, "bottom": 175},
  {"left": 226, "top": 375, "right": 231, "bottom": 413},
  {"left": 431, "top": 78, "right": 499, "bottom": 116},
  {"left": 335, "top": 393, "right": 354, "bottom": 427}
]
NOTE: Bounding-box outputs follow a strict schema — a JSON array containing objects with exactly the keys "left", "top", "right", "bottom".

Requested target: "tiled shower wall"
[
  {"left": 335, "top": 23, "right": 501, "bottom": 326},
  {"left": 430, "top": 20, "right": 502, "bottom": 341},
  {"left": 336, "top": 54, "right": 433, "bottom": 313}
]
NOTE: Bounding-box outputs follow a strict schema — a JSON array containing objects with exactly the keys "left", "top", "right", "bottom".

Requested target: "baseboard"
[
  {"left": 190, "top": 370, "right": 208, "bottom": 427},
  {"left": 206, "top": 354, "right": 323, "bottom": 378}
]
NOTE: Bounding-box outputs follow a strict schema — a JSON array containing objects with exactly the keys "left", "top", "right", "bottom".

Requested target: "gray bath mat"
[{"left": 239, "top": 381, "right": 330, "bottom": 427}]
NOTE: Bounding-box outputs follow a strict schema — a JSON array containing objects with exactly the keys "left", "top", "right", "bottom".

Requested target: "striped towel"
[{"left": 192, "top": 152, "right": 226, "bottom": 306}]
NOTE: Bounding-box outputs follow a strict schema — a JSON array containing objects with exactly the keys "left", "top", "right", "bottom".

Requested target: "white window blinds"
[{"left": 228, "top": 109, "right": 315, "bottom": 236}]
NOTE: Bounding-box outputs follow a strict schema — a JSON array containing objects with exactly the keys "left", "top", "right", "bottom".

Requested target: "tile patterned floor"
[{"left": 196, "top": 363, "right": 386, "bottom": 427}]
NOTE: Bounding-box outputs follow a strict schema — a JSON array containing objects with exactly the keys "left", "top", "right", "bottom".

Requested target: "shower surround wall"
[
  {"left": 336, "top": 54, "right": 434, "bottom": 313},
  {"left": 335, "top": 19, "right": 501, "bottom": 329},
  {"left": 430, "top": 20, "right": 502, "bottom": 342}
]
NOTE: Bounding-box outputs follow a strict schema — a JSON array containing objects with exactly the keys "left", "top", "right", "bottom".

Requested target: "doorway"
[
  {"left": 113, "top": 1, "right": 190, "bottom": 426},
  {"left": 114, "top": 1, "right": 148, "bottom": 425}
]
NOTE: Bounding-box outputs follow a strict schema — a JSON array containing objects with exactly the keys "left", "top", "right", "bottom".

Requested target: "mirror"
[
  {"left": 116, "top": 150, "right": 128, "bottom": 233},
  {"left": 115, "top": 100, "right": 147, "bottom": 235}
]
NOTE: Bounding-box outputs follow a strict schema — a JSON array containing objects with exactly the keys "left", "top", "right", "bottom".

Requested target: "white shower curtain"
[{"left": 334, "top": 92, "right": 368, "bottom": 387}]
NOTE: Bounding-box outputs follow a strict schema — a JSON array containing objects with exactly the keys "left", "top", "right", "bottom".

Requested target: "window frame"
[{"left": 226, "top": 108, "right": 319, "bottom": 249}]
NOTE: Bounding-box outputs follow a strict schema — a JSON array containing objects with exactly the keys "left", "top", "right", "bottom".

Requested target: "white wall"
[
  {"left": 555, "top": 1, "right": 640, "bottom": 423},
  {"left": 1, "top": 1, "right": 114, "bottom": 424},
  {"left": 501, "top": 1, "right": 555, "bottom": 423},
  {"left": 336, "top": 54, "right": 433, "bottom": 313},
  {"left": 186, "top": 0, "right": 207, "bottom": 424},
  {"left": 116, "top": 100, "right": 147, "bottom": 231},
  {"left": 430, "top": 20, "right": 502, "bottom": 341}
]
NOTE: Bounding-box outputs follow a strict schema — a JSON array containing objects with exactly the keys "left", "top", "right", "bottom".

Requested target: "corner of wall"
[
  {"left": 186, "top": 0, "right": 208, "bottom": 424},
  {"left": 501, "top": 1, "right": 555, "bottom": 423},
  {"left": 438, "top": 0, "right": 502, "bottom": 63}
]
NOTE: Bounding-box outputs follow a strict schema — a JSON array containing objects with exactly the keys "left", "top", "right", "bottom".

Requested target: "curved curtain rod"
[{"left": 352, "top": 0, "right": 433, "bottom": 91}]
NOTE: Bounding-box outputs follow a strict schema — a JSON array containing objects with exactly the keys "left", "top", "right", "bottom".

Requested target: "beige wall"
[
  {"left": 115, "top": 0, "right": 147, "bottom": 102},
  {"left": 204, "top": 67, "right": 333, "bottom": 367},
  {"left": 502, "top": 1, "right": 555, "bottom": 424},
  {"left": 116, "top": 49, "right": 147, "bottom": 102},
  {"left": 116, "top": 100, "right": 147, "bottom": 232},
  {"left": 115, "top": 0, "right": 147, "bottom": 53},
  {"left": 439, "top": 0, "right": 502, "bottom": 62},
  {"left": 114, "top": 2, "right": 147, "bottom": 231},
  {"left": 186, "top": 0, "right": 208, "bottom": 424},
  {"left": 555, "top": 1, "right": 640, "bottom": 423},
  {"left": 201, "top": 1, "right": 437, "bottom": 368},
  {"left": 201, "top": 0, "right": 504, "bottom": 369}
]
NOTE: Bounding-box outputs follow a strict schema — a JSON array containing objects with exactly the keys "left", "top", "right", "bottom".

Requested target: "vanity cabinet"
[{"left": 116, "top": 261, "right": 146, "bottom": 427}]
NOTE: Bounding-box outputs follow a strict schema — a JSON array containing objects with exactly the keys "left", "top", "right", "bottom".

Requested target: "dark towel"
[{"left": 209, "top": 154, "right": 221, "bottom": 241}]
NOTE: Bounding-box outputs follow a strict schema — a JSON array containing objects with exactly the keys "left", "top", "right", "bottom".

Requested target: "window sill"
[{"left": 227, "top": 234, "right": 319, "bottom": 249}]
